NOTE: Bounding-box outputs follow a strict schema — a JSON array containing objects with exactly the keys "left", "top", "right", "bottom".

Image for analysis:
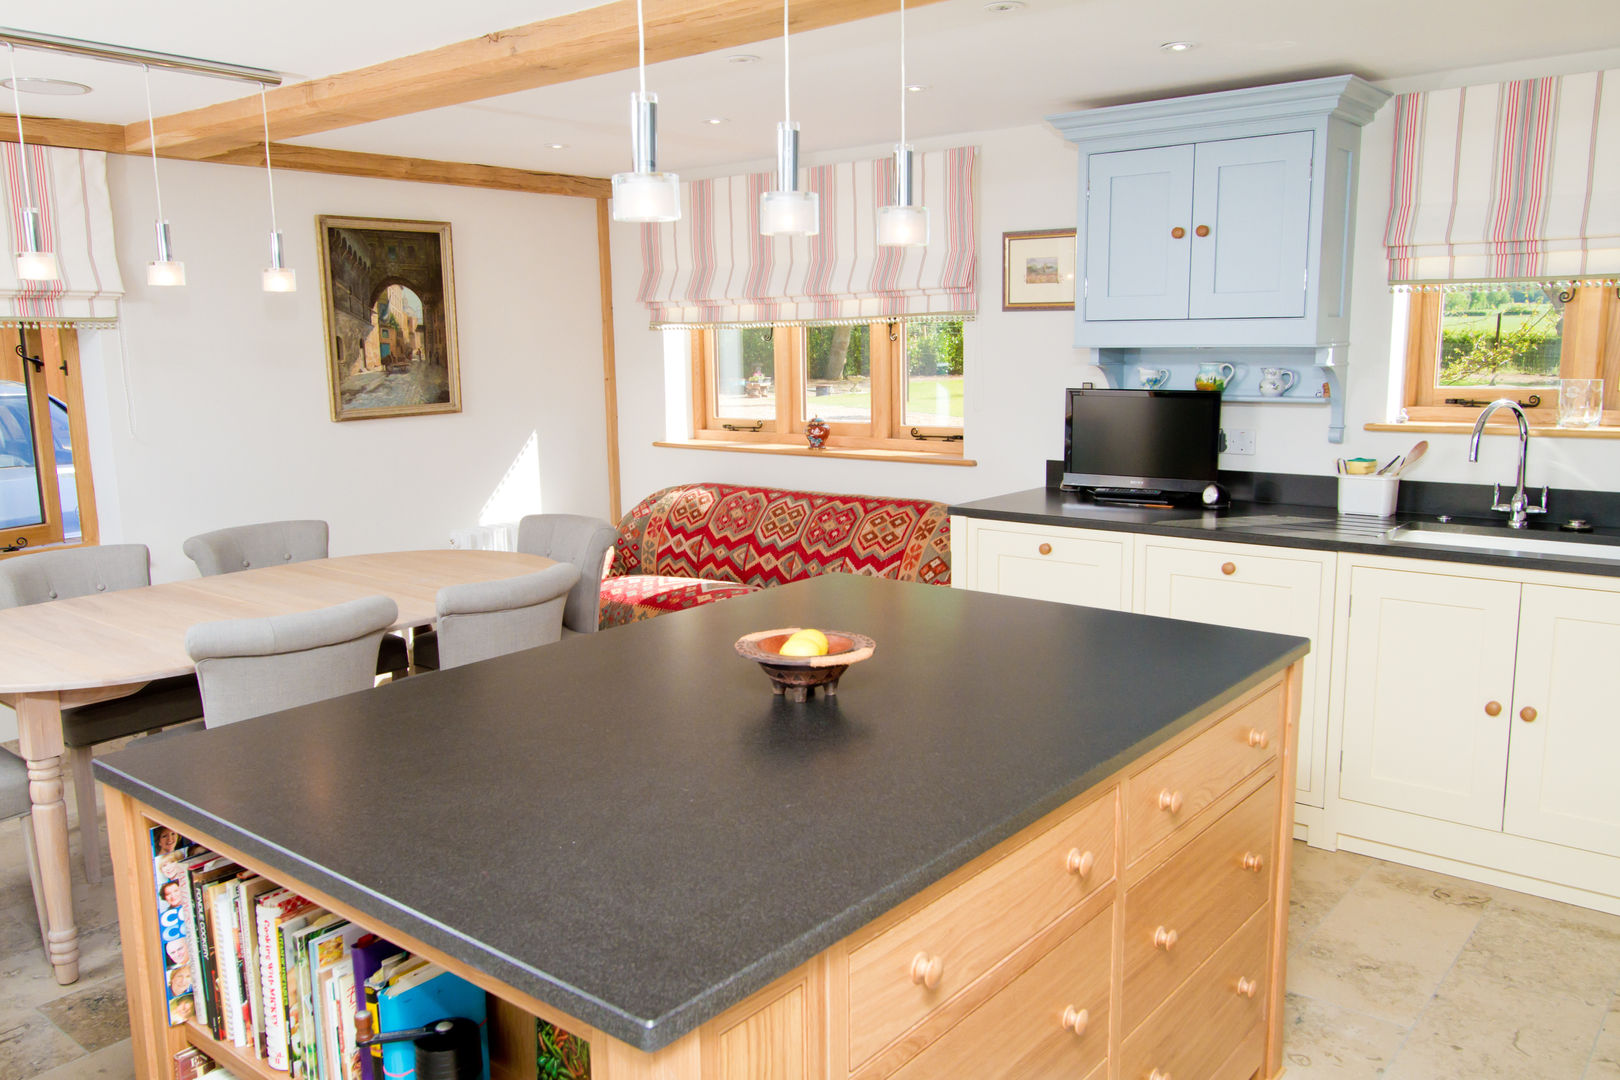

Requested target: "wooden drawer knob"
[
  {"left": 1171, "top": 226, "right": 1186, "bottom": 239},
  {"left": 1060, "top": 1005, "right": 1089, "bottom": 1035},
  {"left": 1065, "top": 848, "right": 1096, "bottom": 877},
  {"left": 1236, "top": 976, "right": 1259, "bottom": 999},
  {"left": 1246, "top": 727, "right": 1269, "bottom": 749},
  {"left": 1242, "top": 851, "right": 1264, "bottom": 873},
  {"left": 1157, "top": 788, "right": 1183, "bottom": 814},
  {"left": 1195, "top": 224, "right": 1210, "bottom": 237},
  {"left": 1153, "top": 926, "right": 1178, "bottom": 950},
  {"left": 909, "top": 952, "right": 943, "bottom": 989},
  {"left": 1521, "top": 706, "right": 1538, "bottom": 723},
  {"left": 1485, "top": 700, "right": 1502, "bottom": 717},
  {"left": 1221, "top": 561, "right": 1236, "bottom": 575},
  {"left": 1038, "top": 542, "right": 1053, "bottom": 555},
  {"left": 1150, "top": 1069, "right": 1173, "bottom": 1080}
]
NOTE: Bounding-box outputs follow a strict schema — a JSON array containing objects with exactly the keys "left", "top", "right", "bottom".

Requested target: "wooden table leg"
[{"left": 16, "top": 692, "right": 79, "bottom": 984}]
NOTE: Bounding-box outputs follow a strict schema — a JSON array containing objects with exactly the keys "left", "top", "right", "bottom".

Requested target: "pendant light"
[
  {"left": 876, "top": 0, "right": 929, "bottom": 247},
  {"left": 759, "top": 0, "right": 818, "bottom": 236},
  {"left": 257, "top": 85, "right": 295, "bottom": 292},
  {"left": 610, "top": 0, "right": 680, "bottom": 223},
  {"left": 6, "top": 45, "right": 59, "bottom": 281},
  {"left": 141, "top": 66, "right": 185, "bottom": 286}
]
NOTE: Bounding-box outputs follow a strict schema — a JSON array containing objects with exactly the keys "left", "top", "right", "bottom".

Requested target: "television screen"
[{"left": 1063, "top": 388, "right": 1220, "bottom": 494}]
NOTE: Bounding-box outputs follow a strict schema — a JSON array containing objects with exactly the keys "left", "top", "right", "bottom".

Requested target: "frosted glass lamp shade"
[
  {"left": 877, "top": 204, "right": 930, "bottom": 247},
  {"left": 760, "top": 189, "right": 819, "bottom": 236},
  {"left": 147, "top": 260, "right": 186, "bottom": 287},
  {"left": 16, "top": 249, "right": 58, "bottom": 281},
  {"left": 262, "top": 266, "right": 297, "bottom": 293},
  {"left": 612, "top": 171, "right": 681, "bottom": 223}
]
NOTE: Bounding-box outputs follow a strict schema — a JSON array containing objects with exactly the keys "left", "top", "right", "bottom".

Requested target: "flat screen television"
[{"left": 1063, "top": 387, "right": 1221, "bottom": 497}]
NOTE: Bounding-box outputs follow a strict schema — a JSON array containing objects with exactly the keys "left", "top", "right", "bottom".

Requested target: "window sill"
[
  {"left": 653, "top": 439, "right": 977, "bottom": 466},
  {"left": 1365, "top": 422, "right": 1620, "bottom": 439}
]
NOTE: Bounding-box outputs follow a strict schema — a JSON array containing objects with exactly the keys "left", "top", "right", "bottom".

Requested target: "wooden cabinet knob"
[
  {"left": 1038, "top": 542, "right": 1053, "bottom": 555},
  {"left": 1242, "top": 851, "right": 1264, "bottom": 873},
  {"left": 1153, "top": 925, "right": 1178, "bottom": 950},
  {"left": 1060, "top": 1005, "right": 1089, "bottom": 1035},
  {"left": 1195, "top": 224, "right": 1210, "bottom": 237},
  {"left": 1149, "top": 1069, "right": 1172, "bottom": 1080},
  {"left": 1521, "top": 706, "right": 1538, "bottom": 723},
  {"left": 1171, "top": 226, "right": 1186, "bottom": 239},
  {"left": 1157, "top": 788, "right": 1183, "bottom": 813},
  {"left": 1236, "top": 976, "right": 1258, "bottom": 999},
  {"left": 1221, "top": 561, "right": 1236, "bottom": 576},
  {"left": 1485, "top": 701, "right": 1502, "bottom": 717},
  {"left": 1246, "top": 727, "right": 1269, "bottom": 749},
  {"left": 909, "top": 952, "right": 943, "bottom": 989},
  {"left": 1065, "top": 848, "right": 1096, "bottom": 877}
]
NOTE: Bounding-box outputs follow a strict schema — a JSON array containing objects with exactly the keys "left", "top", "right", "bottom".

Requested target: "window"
[
  {"left": 1402, "top": 285, "right": 1620, "bottom": 426},
  {"left": 0, "top": 327, "right": 99, "bottom": 551},
  {"left": 690, "top": 319, "right": 965, "bottom": 456}
]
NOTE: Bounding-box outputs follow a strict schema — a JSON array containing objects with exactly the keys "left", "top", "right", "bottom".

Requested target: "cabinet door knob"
[
  {"left": 1246, "top": 727, "right": 1269, "bottom": 749},
  {"left": 1485, "top": 700, "right": 1503, "bottom": 717},
  {"left": 1157, "top": 788, "right": 1183, "bottom": 813},
  {"left": 1521, "top": 706, "right": 1538, "bottom": 723},
  {"left": 1195, "top": 224, "right": 1210, "bottom": 237},
  {"left": 1242, "top": 851, "right": 1264, "bottom": 873},
  {"left": 1065, "top": 848, "right": 1096, "bottom": 877},
  {"left": 1221, "top": 561, "right": 1237, "bottom": 576},
  {"left": 1236, "top": 976, "right": 1259, "bottom": 999},
  {"left": 1038, "top": 542, "right": 1053, "bottom": 555},
  {"left": 1171, "top": 226, "right": 1186, "bottom": 239},
  {"left": 1150, "top": 1071, "right": 1173, "bottom": 1080},
  {"left": 1153, "top": 925, "right": 1178, "bottom": 950},
  {"left": 1060, "top": 1005, "right": 1089, "bottom": 1035},
  {"left": 909, "top": 952, "right": 943, "bottom": 989}
]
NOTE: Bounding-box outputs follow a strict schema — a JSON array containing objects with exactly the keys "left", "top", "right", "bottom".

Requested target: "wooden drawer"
[
  {"left": 1121, "top": 776, "right": 1276, "bottom": 1033},
  {"left": 885, "top": 902, "right": 1112, "bottom": 1080},
  {"left": 1121, "top": 903, "right": 1271, "bottom": 1080},
  {"left": 847, "top": 792, "right": 1117, "bottom": 1067},
  {"left": 1125, "top": 683, "right": 1281, "bottom": 863},
  {"left": 969, "top": 522, "right": 1131, "bottom": 610}
]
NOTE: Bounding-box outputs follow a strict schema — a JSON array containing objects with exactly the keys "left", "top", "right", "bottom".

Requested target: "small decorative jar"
[{"left": 805, "top": 416, "right": 830, "bottom": 450}]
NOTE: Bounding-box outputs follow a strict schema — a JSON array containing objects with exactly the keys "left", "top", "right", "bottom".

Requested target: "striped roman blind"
[
  {"left": 1386, "top": 70, "right": 1620, "bottom": 288},
  {"left": 1, "top": 144, "right": 123, "bottom": 326},
  {"left": 636, "top": 145, "right": 976, "bottom": 327}
]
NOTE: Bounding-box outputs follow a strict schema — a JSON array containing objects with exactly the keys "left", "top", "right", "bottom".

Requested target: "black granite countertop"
[
  {"left": 951, "top": 487, "right": 1620, "bottom": 579},
  {"left": 96, "top": 575, "right": 1306, "bottom": 1053}
]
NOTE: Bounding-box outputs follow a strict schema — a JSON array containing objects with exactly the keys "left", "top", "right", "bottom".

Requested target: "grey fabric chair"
[
  {"left": 181, "top": 520, "right": 409, "bottom": 677},
  {"left": 515, "top": 513, "right": 618, "bottom": 634},
  {"left": 186, "top": 595, "right": 399, "bottom": 729},
  {"left": 413, "top": 564, "right": 580, "bottom": 671},
  {"left": 0, "top": 747, "right": 49, "bottom": 960},
  {"left": 0, "top": 544, "right": 204, "bottom": 883}
]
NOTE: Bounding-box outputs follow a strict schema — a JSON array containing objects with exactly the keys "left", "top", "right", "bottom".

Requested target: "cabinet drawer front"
[
  {"left": 1122, "top": 777, "right": 1276, "bottom": 1033},
  {"left": 972, "top": 525, "right": 1130, "bottom": 610},
  {"left": 1122, "top": 903, "right": 1272, "bottom": 1080},
  {"left": 1125, "top": 685, "right": 1281, "bottom": 863},
  {"left": 885, "top": 903, "right": 1113, "bottom": 1080},
  {"left": 848, "top": 792, "right": 1117, "bottom": 1067}
]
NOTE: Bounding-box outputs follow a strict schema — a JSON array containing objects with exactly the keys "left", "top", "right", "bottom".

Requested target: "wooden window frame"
[
  {"left": 0, "top": 327, "right": 100, "bottom": 554},
  {"left": 1401, "top": 286, "right": 1620, "bottom": 428}
]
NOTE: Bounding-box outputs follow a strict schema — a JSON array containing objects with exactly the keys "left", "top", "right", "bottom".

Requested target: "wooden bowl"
[{"left": 734, "top": 628, "right": 876, "bottom": 703}]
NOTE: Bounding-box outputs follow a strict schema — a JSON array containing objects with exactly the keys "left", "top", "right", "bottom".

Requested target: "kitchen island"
[{"left": 99, "top": 574, "right": 1306, "bottom": 1079}]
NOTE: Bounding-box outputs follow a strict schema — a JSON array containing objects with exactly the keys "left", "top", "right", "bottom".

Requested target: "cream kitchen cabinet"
[{"left": 952, "top": 517, "right": 1132, "bottom": 611}]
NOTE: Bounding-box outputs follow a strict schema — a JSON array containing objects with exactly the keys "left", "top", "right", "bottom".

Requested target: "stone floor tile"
[
  {"left": 1279, "top": 990, "right": 1409, "bottom": 1078},
  {"left": 1385, "top": 972, "right": 1606, "bottom": 1080},
  {"left": 1451, "top": 896, "right": 1620, "bottom": 1005},
  {"left": 24, "top": 1037, "right": 134, "bottom": 1080},
  {"left": 1288, "top": 841, "right": 1375, "bottom": 947},
  {"left": 0, "top": 1009, "right": 87, "bottom": 1079},
  {"left": 1587, "top": 995, "right": 1620, "bottom": 1080},
  {"left": 37, "top": 983, "right": 129, "bottom": 1055}
]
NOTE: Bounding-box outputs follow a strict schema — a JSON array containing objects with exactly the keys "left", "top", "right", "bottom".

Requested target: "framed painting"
[
  {"left": 1002, "top": 228, "right": 1077, "bottom": 311},
  {"left": 316, "top": 216, "right": 462, "bottom": 421}
]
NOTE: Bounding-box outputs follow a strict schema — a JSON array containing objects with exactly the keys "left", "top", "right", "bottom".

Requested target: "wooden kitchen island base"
[{"left": 110, "top": 664, "right": 1299, "bottom": 1080}]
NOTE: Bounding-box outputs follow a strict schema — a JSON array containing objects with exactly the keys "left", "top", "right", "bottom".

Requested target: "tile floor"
[{"left": 2, "top": 775, "right": 1618, "bottom": 1079}]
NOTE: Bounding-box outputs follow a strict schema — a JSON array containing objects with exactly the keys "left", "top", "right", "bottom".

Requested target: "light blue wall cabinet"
[{"left": 1050, "top": 77, "right": 1389, "bottom": 349}]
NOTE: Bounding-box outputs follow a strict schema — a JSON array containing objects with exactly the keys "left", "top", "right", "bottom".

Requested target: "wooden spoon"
[{"left": 1398, "top": 440, "right": 1428, "bottom": 474}]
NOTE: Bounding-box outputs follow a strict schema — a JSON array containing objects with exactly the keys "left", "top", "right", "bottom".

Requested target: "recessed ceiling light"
[
  {"left": 1, "top": 77, "right": 92, "bottom": 96},
  {"left": 546, "top": 143, "right": 568, "bottom": 150},
  {"left": 705, "top": 117, "right": 727, "bottom": 125},
  {"left": 727, "top": 53, "right": 760, "bottom": 64},
  {"left": 906, "top": 83, "right": 929, "bottom": 93},
  {"left": 1160, "top": 41, "right": 1198, "bottom": 53},
  {"left": 983, "top": 0, "right": 1025, "bottom": 12}
]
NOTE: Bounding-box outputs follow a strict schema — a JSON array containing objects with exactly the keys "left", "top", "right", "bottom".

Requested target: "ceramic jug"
[
  {"left": 1258, "top": 368, "right": 1297, "bottom": 397},
  {"left": 1194, "top": 362, "right": 1236, "bottom": 392}
]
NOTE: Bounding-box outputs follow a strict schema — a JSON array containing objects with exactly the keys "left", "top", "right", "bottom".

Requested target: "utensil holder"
[{"left": 1338, "top": 475, "right": 1399, "bottom": 518}]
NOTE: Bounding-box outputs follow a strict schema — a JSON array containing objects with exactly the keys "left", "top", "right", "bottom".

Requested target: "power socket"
[{"left": 1222, "top": 428, "right": 1257, "bottom": 456}]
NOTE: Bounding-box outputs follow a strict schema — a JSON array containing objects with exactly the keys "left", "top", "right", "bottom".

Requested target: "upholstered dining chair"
[
  {"left": 0, "top": 544, "right": 204, "bottom": 883},
  {"left": 412, "top": 563, "right": 580, "bottom": 671},
  {"left": 514, "top": 513, "right": 617, "bottom": 635},
  {"left": 0, "top": 746, "right": 49, "bottom": 959},
  {"left": 185, "top": 595, "right": 399, "bottom": 728},
  {"left": 181, "top": 520, "right": 410, "bottom": 677}
]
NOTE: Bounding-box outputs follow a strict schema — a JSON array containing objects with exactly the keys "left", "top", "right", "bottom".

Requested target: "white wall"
[{"left": 610, "top": 48, "right": 1620, "bottom": 510}]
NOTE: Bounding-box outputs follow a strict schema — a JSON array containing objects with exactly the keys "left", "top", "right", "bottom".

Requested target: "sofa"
[{"left": 598, "top": 482, "right": 953, "bottom": 628}]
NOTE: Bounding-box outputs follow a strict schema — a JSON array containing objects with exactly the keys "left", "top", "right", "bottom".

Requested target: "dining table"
[{"left": 0, "top": 548, "right": 555, "bottom": 984}]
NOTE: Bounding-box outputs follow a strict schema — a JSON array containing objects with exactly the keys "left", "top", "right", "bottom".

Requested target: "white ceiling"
[{"left": 7, "top": 0, "right": 1620, "bottom": 179}]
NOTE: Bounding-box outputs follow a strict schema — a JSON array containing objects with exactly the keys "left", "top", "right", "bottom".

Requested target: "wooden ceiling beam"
[{"left": 124, "top": 0, "right": 945, "bottom": 160}]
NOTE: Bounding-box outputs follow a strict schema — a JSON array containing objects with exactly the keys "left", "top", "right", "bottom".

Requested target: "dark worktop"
[
  {"left": 951, "top": 487, "right": 1620, "bottom": 579},
  {"left": 96, "top": 575, "right": 1307, "bottom": 1053}
]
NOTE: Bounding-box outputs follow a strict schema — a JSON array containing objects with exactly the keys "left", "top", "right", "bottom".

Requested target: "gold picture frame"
[
  {"left": 1002, "top": 228, "right": 1077, "bottom": 311},
  {"left": 316, "top": 215, "right": 462, "bottom": 421}
]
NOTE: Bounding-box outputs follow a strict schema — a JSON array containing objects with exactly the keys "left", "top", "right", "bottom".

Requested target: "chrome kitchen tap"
[{"left": 1468, "top": 399, "right": 1547, "bottom": 529}]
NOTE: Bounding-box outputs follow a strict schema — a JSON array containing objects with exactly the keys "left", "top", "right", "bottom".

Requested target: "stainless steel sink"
[{"left": 1386, "top": 523, "right": 1620, "bottom": 562}]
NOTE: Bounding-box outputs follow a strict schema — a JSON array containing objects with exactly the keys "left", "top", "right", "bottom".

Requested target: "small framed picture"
[{"left": 1002, "top": 228, "right": 1076, "bottom": 311}]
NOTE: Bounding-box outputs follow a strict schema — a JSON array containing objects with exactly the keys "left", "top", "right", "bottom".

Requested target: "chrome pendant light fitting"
[
  {"left": 142, "top": 65, "right": 185, "bottom": 286},
  {"left": 7, "top": 44, "right": 58, "bottom": 282},
  {"left": 611, "top": 0, "right": 681, "bottom": 223},
  {"left": 876, "top": 0, "right": 929, "bottom": 247},
  {"left": 759, "top": 0, "right": 818, "bottom": 236},
  {"left": 258, "top": 85, "right": 295, "bottom": 292}
]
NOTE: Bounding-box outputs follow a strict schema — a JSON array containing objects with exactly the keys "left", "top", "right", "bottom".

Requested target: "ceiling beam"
[{"left": 125, "top": 0, "right": 946, "bottom": 160}]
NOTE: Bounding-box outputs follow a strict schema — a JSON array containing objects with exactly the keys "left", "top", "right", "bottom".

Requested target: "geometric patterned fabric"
[{"left": 599, "top": 482, "right": 953, "bottom": 628}]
